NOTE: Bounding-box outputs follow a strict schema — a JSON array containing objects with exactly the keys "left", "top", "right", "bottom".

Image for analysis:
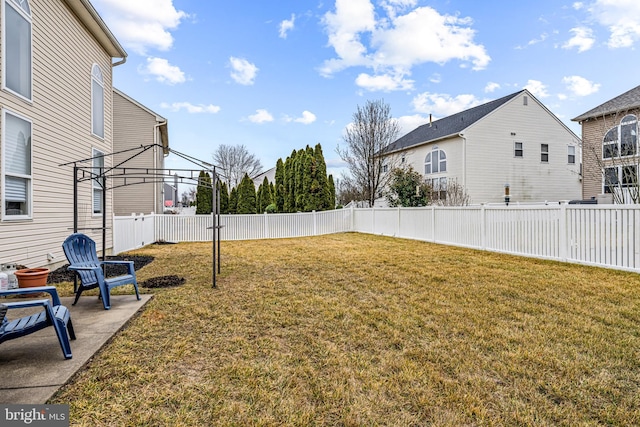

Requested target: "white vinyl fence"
[{"left": 113, "top": 205, "right": 640, "bottom": 273}]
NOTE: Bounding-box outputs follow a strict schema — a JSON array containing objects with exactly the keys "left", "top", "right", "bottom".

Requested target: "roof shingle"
[
  {"left": 572, "top": 85, "right": 640, "bottom": 122},
  {"left": 384, "top": 90, "right": 524, "bottom": 153}
]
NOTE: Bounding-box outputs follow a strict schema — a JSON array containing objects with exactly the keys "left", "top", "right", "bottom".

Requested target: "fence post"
[
  {"left": 313, "top": 210, "right": 317, "bottom": 236},
  {"left": 112, "top": 214, "right": 117, "bottom": 255},
  {"left": 431, "top": 206, "right": 436, "bottom": 243},
  {"left": 481, "top": 204, "right": 486, "bottom": 250},
  {"left": 397, "top": 207, "right": 401, "bottom": 237},
  {"left": 264, "top": 212, "right": 269, "bottom": 239},
  {"left": 559, "top": 202, "right": 567, "bottom": 261}
]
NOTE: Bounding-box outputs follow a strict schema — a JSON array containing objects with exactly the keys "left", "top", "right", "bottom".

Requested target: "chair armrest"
[
  {"left": 2, "top": 299, "right": 51, "bottom": 310},
  {"left": 100, "top": 261, "right": 135, "bottom": 275},
  {"left": 0, "top": 286, "right": 62, "bottom": 306},
  {"left": 68, "top": 265, "right": 101, "bottom": 271}
]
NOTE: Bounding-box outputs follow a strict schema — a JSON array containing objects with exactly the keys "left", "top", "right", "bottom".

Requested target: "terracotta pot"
[{"left": 15, "top": 268, "right": 50, "bottom": 288}]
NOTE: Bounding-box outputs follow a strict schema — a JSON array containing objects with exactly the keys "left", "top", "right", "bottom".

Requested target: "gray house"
[{"left": 381, "top": 90, "right": 582, "bottom": 204}]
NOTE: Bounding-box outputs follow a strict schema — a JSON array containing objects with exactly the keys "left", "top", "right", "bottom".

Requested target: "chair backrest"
[{"left": 62, "top": 233, "right": 100, "bottom": 286}]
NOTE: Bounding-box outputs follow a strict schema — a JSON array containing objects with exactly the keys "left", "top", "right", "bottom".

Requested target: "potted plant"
[{"left": 15, "top": 268, "right": 50, "bottom": 288}]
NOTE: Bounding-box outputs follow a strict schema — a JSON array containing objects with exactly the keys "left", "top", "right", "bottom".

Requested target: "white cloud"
[
  {"left": 411, "top": 92, "right": 488, "bottom": 117},
  {"left": 562, "top": 27, "right": 595, "bottom": 52},
  {"left": 140, "top": 57, "right": 186, "bottom": 84},
  {"left": 523, "top": 79, "right": 549, "bottom": 98},
  {"left": 573, "top": 2, "right": 585, "bottom": 10},
  {"left": 484, "top": 82, "right": 500, "bottom": 93},
  {"left": 294, "top": 111, "right": 317, "bottom": 124},
  {"left": 283, "top": 111, "right": 317, "bottom": 124},
  {"left": 160, "top": 102, "right": 220, "bottom": 114},
  {"left": 396, "top": 114, "right": 428, "bottom": 136},
  {"left": 562, "top": 75, "right": 600, "bottom": 96},
  {"left": 229, "top": 57, "right": 259, "bottom": 85},
  {"left": 589, "top": 0, "right": 640, "bottom": 48},
  {"left": 557, "top": 93, "right": 568, "bottom": 100},
  {"left": 279, "top": 14, "right": 295, "bottom": 39},
  {"left": 429, "top": 73, "right": 442, "bottom": 83},
  {"left": 92, "top": 0, "right": 187, "bottom": 55},
  {"left": 248, "top": 109, "right": 274, "bottom": 124},
  {"left": 355, "top": 72, "right": 414, "bottom": 91},
  {"left": 528, "top": 33, "right": 549, "bottom": 46},
  {"left": 320, "top": 2, "right": 489, "bottom": 89}
]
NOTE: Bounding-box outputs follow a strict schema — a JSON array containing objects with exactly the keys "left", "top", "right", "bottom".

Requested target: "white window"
[
  {"left": 604, "top": 165, "right": 637, "bottom": 194},
  {"left": 382, "top": 164, "right": 388, "bottom": 173},
  {"left": 92, "top": 149, "right": 104, "bottom": 214},
  {"left": 91, "top": 64, "right": 105, "bottom": 138},
  {"left": 568, "top": 146, "right": 576, "bottom": 164},
  {"left": 2, "top": 0, "right": 32, "bottom": 100},
  {"left": 514, "top": 142, "right": 523, "bottom": 158},
  {"left": 603, "top": 115, "right": 638, "bottom": 159},
  {"left": 425, "top": 148, "right": 446, "bottom": 174},
  {"left": 541, "top": 144, "right": 549, "bottom": 163},
  {"left": 2, "top": 109, "right": 32, "bottom": 218}
]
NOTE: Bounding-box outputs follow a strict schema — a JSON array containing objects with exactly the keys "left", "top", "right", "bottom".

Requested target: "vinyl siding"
[
  {"left": 0, "top": 0, "right": 115, "bottom": 268},
  {"left": 112, "top": 91, "right": 165, "bottom": 216}
]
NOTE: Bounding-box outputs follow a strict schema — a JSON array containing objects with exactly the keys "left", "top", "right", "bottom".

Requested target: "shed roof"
[
  {"left": 572, "top": 85, "right": 640, "bottom": 122},
  {"left": 384, "top": 90, "right": 525, "bottom": 154}
]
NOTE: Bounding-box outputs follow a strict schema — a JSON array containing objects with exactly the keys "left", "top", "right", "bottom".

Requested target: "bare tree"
[
  {"left": 431, "top": 179, "right": 470, "bottom": 206},
  {"left": 337, "top": 99, "right": 401, "bottom": 207},
  {"left": 335, "top": 174, "right": 364, "bottom": 207},
  {"left": 213, "top": 144, "right": 263, "bottom": 189},
  {"left": 582, "top": 109, "right": 639, "bottom": 204}
]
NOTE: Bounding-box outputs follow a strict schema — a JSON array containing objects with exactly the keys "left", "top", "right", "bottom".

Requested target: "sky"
[{"left": 91, "top": 0, "right": 640, "bottom": 186}]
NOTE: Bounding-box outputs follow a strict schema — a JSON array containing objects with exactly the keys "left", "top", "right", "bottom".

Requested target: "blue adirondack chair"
[
  {"left": 62, "top": 233, "right": 141, "bottom": 310},
  {"left": 0, "top": 286, "right": 76, "bottom": 359}
]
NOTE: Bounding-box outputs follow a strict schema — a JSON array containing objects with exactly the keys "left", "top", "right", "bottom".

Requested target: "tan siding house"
[
  {"left": 112, "top": 89, "right": 168, "bottom": 216},
  {"left": 572, "top": 85, "right": 640, "bottom": 204},
  {"left": 382, "top": 90, "right": 582, "bottom": 205},
  {"left": 0, "top": 0, "right": 126, "bottom": 268}
]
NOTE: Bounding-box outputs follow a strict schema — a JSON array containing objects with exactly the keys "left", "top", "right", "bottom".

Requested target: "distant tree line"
[{"left": 196, "top": 143, "right": 335, "bottom": 214}]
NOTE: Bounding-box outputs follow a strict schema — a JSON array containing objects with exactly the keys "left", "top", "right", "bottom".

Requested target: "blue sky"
[{"left": 92, "top": 0, "right": 640, "bottom": 182}]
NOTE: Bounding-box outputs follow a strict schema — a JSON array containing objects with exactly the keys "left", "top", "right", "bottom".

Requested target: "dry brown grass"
[{"left": 50, "top": 233, "right": 640, "bottom": 426}]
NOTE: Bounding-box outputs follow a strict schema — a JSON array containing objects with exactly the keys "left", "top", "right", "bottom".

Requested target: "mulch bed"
[
  {"left": 47, "top": 255, "right": 155, "bottom": 284},
  {"left": 46, "top": 255, "right": 185, "bottom": 288},
  {"left": 139, "top": 275, "right": 185, "bottom": 288}
]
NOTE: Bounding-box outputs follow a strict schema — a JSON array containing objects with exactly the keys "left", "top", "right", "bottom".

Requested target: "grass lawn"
[{"left": 50, "top": 233, "right": 640, "bottom": 426}]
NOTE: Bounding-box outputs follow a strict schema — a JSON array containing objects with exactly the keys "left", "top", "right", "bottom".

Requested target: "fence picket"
[{"left": 113, "top": 205, "right": 640, "bottom": 273}]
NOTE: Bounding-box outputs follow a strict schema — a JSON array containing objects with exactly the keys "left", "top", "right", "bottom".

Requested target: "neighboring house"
[
  {"left": 0, "top": 0, "right": 126, "bottom": 268},
  {"left": 163, "top": 182, "right": 177, "bottom": 207},
  {"left": 252, "top": 167, "right": 275, "bottom": 189},
  {"left": 112, "top": 88, "right": 169, "bottom": 215},
  {"left": 572, "top": 85, "right": 640, "bottom": 204},
  {"left": 381, "top": 89, "right": 582, "bottom": 205}
]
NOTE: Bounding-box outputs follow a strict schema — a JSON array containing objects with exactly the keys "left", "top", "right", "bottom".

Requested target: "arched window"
[
  {"left": 3, "top": 0, "right": 32, "bottom": 100},
  {"left": 603, "top": 114, "right": 637, "bottom": 158},
  {"left": 91, "top": 64, "right": 104, "bottom": 138},
  {"left": 425, "top": 148, "right": 446, "bottom": 174}
]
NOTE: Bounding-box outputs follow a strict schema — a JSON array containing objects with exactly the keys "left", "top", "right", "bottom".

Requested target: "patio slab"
[{"left": 0, "top": 293, "right": 152, "bottom": 404}]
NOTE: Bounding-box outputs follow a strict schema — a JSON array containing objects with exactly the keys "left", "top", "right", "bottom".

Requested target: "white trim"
[
  {"left": 91, "top": 63, "right": 105, "bottom": 139},
  {"left": 1, "top": 108, "right": 33, "bottom": 220},
  {"left": 2, "top": 0, "right": 33, "bottom": 103}
]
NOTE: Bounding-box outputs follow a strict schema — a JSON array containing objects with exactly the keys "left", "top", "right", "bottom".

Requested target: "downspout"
[
  {"left": 112, "top": 57, "right": 126, "bottom": 67},
  {"left": 459, "top": 133, "right": 467, "bottom": 188}
]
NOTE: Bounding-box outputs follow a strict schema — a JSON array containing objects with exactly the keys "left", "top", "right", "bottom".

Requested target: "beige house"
[
  {"left": 112, "top": 89, "right": 169, "bottom": 216},
  {"left": 381, "top": 89, "right": 582, "bottom": 205},
  {"left": 572, "top": 85, "right": 640, "bottom": 204},
  {"left": 0, "top": 0, "right": 126, "bottom": 268}
]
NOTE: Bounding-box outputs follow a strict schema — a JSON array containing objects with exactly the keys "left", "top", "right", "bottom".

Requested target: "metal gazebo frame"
[{"left": 60, "top": 144, "right": 223, "bottom": 288}]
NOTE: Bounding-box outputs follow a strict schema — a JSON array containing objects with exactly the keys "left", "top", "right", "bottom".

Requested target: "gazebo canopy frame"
[{"left": 60, "top": 144, "right": 223, "bottom": 288}]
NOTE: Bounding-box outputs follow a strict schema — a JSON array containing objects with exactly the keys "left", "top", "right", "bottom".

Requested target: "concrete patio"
[{"left": 0, "top": 293, "right": 152, "bottom": 404}]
